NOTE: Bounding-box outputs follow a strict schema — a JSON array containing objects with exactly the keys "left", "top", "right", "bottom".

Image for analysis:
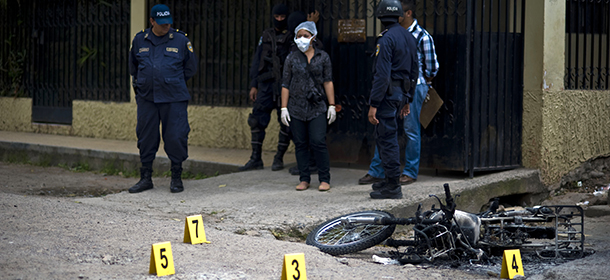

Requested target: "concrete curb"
[
  {"left": 585, "top": 205, "right": 610, "bottom": 217},
  {"left": 0, "top": 141, "right": 239, "bottom": 176}
]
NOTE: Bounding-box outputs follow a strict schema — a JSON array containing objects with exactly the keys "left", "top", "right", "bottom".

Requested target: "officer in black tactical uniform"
[
  {"left": 367, "top": 0, "right": 418, "bottom": 199},
  {"left": 240, "top": 4, "right": 292, "bottom": 172}
]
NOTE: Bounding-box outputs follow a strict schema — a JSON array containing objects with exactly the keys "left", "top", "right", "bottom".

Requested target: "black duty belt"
[{"left": 389, "top": 79, "right": 411, "bottom": 95}]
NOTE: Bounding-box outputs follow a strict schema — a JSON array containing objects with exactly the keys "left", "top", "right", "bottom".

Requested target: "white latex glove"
[
  {"left": 281, "top": 107, "right": 291, "bottom": 127},
  {"left": 327, "top": 105, "right": 336, "bottom": 124}
]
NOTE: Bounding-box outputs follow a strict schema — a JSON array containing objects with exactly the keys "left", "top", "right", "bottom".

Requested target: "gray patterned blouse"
[{"left": 281, "top": 48, "right": 333, "bottom": 121}]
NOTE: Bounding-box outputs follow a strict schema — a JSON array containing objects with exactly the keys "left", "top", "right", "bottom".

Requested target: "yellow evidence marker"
[
  {"left": 149, "top": 241, "right": 175, "bottom": 276},
  {"left": 281, "top": 253, "right": 307, "bottom": 280},
  {"left": 184, "top": 215, "right": 211, "bottom": 244},
  {"left": 501, "top": 249, "right": 524, "bottom": 279}
]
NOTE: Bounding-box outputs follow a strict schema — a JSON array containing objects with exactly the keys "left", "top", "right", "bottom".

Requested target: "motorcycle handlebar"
[{"left": 444, "top": 183, "right": 452, "bottom": 201}]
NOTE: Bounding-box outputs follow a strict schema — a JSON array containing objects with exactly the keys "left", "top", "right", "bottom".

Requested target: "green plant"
[
  {"left": 99, "top": 163, "right": 138, "bottom": 178},
  {"left": 72, "top": 162, "right": 91, "bottom": 172},
  {"left": 161, "top": 169, "right": 216, "bottom": 180},
  {"left": 77, "top": 46, "right": 98, "bottom": 67},
  {"left": 0, "top": 33, "right": 27, "bottom": 97}
]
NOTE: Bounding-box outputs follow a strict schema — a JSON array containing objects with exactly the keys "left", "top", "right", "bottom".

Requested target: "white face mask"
[{"left": 295, "top": 37, "right": 312, "bottom": 53}]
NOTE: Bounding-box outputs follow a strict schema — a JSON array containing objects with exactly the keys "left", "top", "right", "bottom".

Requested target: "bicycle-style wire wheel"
[{"left": 306, "top": 210, "right": 396, "bottom": 256}]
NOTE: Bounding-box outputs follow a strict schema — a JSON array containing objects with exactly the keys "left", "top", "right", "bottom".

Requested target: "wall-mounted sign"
[{"left": 337, "top": 19, "right": 366, "bottom": 43}]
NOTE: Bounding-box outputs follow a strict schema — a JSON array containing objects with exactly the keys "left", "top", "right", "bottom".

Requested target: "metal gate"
[
  {"left": 289, "top": 0, "right": 525, "bottom": 174},
  {"left": 288, "top": 0, "right": 380, "bottom": 164},
  {"left": 23, "top": 0, "right": 130, "bottom": 124},
  {"left": 159, "top": 0, "right": 524, "bottom": 174},
  {"left": 418, "top": 0, "right": 524, "bottom": 176},
  {"left": 155, "top": 0, "right": 380, "bottom": 162},
  {"left": 3, "top": 0, "right": 524, "bottom": 174}
]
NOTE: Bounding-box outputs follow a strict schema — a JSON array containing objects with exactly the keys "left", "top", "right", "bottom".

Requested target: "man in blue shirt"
[
  {"left": 360, "top": 0, "right": 439, "bottom": 187},
  {"left": 128, "top": 4, "right": 198, "bottom": 194},
  {"left": 367, "top": 0, "right": 419, "bottom": 199}
]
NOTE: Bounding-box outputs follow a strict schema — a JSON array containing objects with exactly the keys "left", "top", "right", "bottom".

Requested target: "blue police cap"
[{"left": 150, "top": 4, "right": 173, "bottom": 25}]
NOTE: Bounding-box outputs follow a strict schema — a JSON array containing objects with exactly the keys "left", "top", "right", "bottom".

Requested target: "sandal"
[
  {"left": 296, "top": 182, "right": 310, "bottom": 191},
  {"left": 318, "top": 182, "right": 331, "bottom": 192}
]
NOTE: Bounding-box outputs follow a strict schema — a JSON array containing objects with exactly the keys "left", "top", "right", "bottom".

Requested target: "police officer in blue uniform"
[
  {"left": 240, "top": 4, "right": 292, "bottom": 172},
  {"left": 368, "top": 0, "right": 418, "bottom": 199},
  {"left": 128, "top": 4, "right": 198, "bottom": 193}
]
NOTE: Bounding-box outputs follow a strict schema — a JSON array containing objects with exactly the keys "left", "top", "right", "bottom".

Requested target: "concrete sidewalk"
[
  {"left": 0, "top": 130, "right": 296, "bottom": 176},
  {"left": 0, "top": 130, "right": 546, "bottom": 232}
]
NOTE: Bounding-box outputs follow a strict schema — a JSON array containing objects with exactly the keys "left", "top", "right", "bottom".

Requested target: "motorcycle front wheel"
[{"left": 306, "top": 210, "right": 396, "bottom": 256}]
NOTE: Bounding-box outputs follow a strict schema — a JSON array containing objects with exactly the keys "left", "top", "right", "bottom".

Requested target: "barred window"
[{"left": 565, "top": 0, "right": 610, "bottom": 90}]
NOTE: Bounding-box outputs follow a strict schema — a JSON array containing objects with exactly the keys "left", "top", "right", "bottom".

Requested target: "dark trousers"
[
  {"left": 136, "top": 96, "right": 190, "bottom": 164},
  {"left": 375, "top": 99, "right": 401, "bottom": 180},
  {"left": 291, "top": 114, "right": 330, "bottom": 184},
  {"left": 249, "top": 81, "right": 290, "bottom": 148}
]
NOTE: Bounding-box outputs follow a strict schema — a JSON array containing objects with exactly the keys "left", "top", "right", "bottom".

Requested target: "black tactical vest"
[{"left": 258, "top": 28, "right": 292, "bottom": 75}]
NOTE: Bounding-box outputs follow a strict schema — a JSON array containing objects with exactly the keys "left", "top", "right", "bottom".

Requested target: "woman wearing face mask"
[{"left": 280, "top": 21, "right": 336, "bottom": 192}]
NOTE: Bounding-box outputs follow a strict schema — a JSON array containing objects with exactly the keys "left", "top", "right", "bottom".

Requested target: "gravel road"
[{"left": 1, "top": 162, "right": 609, "bottom": 279}]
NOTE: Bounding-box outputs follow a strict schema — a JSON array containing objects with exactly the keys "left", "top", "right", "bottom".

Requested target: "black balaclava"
[{"left": 272, "top": 4, "right": 289, "bottom": 30}]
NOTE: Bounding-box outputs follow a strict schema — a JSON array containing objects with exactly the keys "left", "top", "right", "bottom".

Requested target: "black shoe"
[
  {"left": 370, "top": 189, "right": 403, "bottom": 199},
  {"left": 240, "top": 144, "right": 263, "bottom": 171},
  {"left": 359, "top": 174, "right": 384, "bottom": 185},
  {"left": 372, "top": 179, "right": 387, "bottom": 190},
  {"left": 170, "top": 177, "right": 184, "bottom": 193},
  {"left": 239, "top": 159, "right": 264, "bottom": 171},
  {"left": 170, "top": 166, "right": 184, "bottom": 193},
  {"left": 129, "top": 167, "right": 153, "bottom": 193},
  {"left": 370, "top": 177, "right": 402, "bottom": 199},
  {"left": 129, "top": 179, "right": 153, "bottom": 193},
  {"left": 271, "top": 157, "right": 284, "bottom": 171}
]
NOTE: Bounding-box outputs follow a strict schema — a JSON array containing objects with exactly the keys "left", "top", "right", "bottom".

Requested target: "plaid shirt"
[{"left": 407, "top": 19, "right": 439, "bottom": 85}]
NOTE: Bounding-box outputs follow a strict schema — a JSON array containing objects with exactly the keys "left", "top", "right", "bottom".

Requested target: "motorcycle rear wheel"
[{"left": 306, "top": 210, "right": 396, "bottom": 256}]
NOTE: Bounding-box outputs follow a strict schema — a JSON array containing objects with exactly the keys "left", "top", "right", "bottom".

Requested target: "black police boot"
[
  {"left": 271, "top": 155, "right": 284, "bottom": 171},
  {"left": 170, "top": 164, "right": 184, "bottom": 193},
  {"left": 273, "top": 125, "right": 290, "bottom": 171},
  {"left": 271, "top": 146, "right": 287, "bottom": 171},
  {"left": 129, "top": 167, "right": 153, "bottom": 193},
  {"left": 239, "top": 144, "right": 264, "bottom": 171},
  {"left": 372, "top": 178, "right": 387, "bottom": 191},
  {"left": 370, "top": 177, "right": 403, "bottom": 199}
]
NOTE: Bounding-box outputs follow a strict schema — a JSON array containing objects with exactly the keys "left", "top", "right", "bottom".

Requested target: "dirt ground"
[{"left": 1, "top": 162, "right": 610, "bottom": 279}]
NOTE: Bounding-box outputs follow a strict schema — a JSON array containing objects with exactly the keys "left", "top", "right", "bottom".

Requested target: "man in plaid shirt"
[{"left": 359, "top": 0, "right": 439, "bottom": 186}]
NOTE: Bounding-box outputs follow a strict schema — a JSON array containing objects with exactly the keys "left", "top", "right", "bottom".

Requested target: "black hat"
[{"left": 376, "top": 0, "right": 403, "bottom": 19}]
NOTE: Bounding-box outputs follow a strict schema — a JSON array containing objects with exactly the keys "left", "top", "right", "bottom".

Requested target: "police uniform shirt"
[
  {"left": 369, "top": 23, "right": 418, "bottom": 108},
  {"left": 129, "top": 28, "right": 198, "bottom": 103}
]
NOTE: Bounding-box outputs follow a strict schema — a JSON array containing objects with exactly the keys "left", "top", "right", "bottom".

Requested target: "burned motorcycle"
[{"left": 306, "top": 184, "right": 585, "bottom": 264}]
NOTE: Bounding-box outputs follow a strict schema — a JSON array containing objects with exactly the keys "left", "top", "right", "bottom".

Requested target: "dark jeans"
[{"left": 291, "top": 114, "right": 330, "bottom": 184}]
